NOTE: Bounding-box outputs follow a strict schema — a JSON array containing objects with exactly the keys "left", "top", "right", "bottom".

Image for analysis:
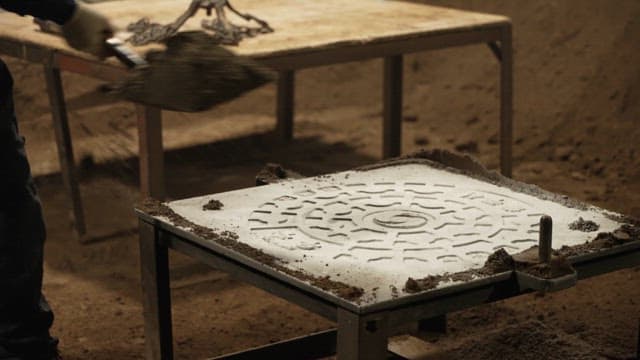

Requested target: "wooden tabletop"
[{"left": 0, "top": 0, "right": 509, "bottom": 66}]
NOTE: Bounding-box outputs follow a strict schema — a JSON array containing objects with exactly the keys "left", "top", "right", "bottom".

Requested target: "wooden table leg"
[
  {"left": 136, "top": 105, "right": 165, "bottom": 199},
  {"left": 276, "top": 70, "right": 295, "bottom": 141},
  {"left": 337, "top": 309, "right": 388, "bottom": 360},
  {"left": 499, "top": 24, "right": 513, "bottom": 177},
  {"left": 139, "top": 220, "right": 173, "bottom": 360},
  {"left": 43, "top": 65, "right": 87, "bottom": 238},
  {"left": 383, "top": 55, "right": 403, "bottom": 159}
]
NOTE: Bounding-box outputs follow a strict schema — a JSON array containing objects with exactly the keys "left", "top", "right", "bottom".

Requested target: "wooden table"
[{"left": 0, "top": 0, "right": 513, "bottom": 239}]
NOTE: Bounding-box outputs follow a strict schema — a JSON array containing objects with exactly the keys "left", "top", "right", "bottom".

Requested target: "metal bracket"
[
  {"left": 515, "top": 215, "right": 577, "bottom": 293},
  {"left": 515, "top": 270, "right": 577, "bottom": 293},
  {"left": 487, "top": 41, "right": 502, "bottom": 62}
]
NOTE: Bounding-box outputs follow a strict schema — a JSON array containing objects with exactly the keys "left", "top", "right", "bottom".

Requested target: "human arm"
[
  {"left": 0, "top": 0, "right": 76, "bottom": 25},
  {"left": 0, "top": 0, "right": 114, "bottom": 57}
]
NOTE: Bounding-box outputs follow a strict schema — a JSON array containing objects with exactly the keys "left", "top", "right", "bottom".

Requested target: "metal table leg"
[
  {"left": 43, "top": 65, "right": 87, "bottom": 238},
  {"left": 383, "top": 55, "right": 403, "bottom": 159},
  {"left": 499, "top": 24, "right": 513, "bottom": 177},
  {"left": 139, "top": 220, "right": 174, "bottom": 360},
  {"left": 136, "top": 105, "right": 165, "bottom": 199},
  {"left": 337, "top": 309, "right": 388, "bottom": 360},
  {"left": 276, "top": 70, "right": 295, "bottom": 141}
]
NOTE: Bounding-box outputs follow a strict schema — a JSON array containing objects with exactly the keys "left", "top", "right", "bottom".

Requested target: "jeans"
[{"left": 0, "top": 59, "right": 56, "bottom": 359}]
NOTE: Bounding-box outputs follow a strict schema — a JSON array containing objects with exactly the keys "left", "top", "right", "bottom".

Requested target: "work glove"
[{"left": 62, "top": 3, "right": 114, "bottom": 58}]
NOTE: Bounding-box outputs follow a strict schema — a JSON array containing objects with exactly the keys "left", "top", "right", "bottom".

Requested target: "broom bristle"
[{"left": 108, "top": 31, "right": 274, "bottom": 112}]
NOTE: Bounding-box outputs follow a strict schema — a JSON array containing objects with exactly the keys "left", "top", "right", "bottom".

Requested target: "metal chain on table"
[{"left": 126, "top": 0, "right": 273, "bottom": 46}]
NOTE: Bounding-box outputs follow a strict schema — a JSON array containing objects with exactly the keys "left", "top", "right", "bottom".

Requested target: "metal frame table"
[
  {"left": 135, "top": 159, "right": 640, "bottom": 360},
  {"left": 0, "top": 0, "right": 513, "bottom": 238}
]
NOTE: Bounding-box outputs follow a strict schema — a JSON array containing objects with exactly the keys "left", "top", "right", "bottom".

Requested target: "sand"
[{"left": 2, "top": 0, "right": 639, "bottom": 358}]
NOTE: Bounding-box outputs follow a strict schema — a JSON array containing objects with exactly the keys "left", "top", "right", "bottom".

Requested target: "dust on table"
[
  {"left": 203, "top": 199, "right": 224, "bottom": 211},
  {"left": 138, "top": 198, "right": 364, "bottom": 301}
]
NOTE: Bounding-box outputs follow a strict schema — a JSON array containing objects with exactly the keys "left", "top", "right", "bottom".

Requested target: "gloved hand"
[{"left": 62, "top": 3, "right": 114, "bottom": 58}]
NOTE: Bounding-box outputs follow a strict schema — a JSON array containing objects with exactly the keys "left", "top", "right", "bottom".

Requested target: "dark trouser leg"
[{"left": 0, "top": 59, "right": 56, "bottom": 359}]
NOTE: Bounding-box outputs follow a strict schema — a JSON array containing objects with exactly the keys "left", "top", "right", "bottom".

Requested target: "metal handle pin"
[{"left": 539, "top": 215, "right": 553, "bottom": 263}]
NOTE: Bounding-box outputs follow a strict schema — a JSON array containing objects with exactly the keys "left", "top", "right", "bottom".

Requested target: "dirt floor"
[{"left": 3, "top": 0, "right": 640, "bottom": 358}]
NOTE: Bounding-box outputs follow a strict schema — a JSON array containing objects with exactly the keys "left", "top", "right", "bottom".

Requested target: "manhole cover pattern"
[{"left": 248, "top": 181, "right": 545, "bottom": 266}]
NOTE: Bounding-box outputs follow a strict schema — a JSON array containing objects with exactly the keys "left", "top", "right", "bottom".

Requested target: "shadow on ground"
[{"left": 37, "top": 131, "right": 375, "bottom": 299}]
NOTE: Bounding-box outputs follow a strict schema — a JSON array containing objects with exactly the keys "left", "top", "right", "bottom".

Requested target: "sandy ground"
[{"left": 2, "top": 0, "right": 640, "bottom": 358}]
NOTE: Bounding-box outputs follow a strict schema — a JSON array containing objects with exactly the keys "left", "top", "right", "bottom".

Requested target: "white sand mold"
[{"left": 166, "top": 163, "right": 623, "bottom": 304}]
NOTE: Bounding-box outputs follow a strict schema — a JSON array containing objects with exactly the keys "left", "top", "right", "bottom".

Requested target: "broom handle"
[{"left": 105, "top": 37, "right": 148, "bottom": 69}]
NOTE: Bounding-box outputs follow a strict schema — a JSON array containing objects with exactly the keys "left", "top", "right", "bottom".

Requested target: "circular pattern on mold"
[
  {"left": 248, "top": 182, "right": 545, "bottom": 266},
  {"left": 367, "top": 209, "right": 431, "bottom": 229}
]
